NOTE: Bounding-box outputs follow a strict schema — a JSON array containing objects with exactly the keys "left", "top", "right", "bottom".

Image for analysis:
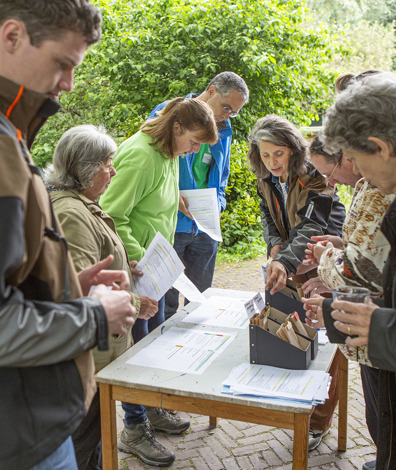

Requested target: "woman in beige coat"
[{"left": 46, "top": 125, "right": 175, "bottom": 469}]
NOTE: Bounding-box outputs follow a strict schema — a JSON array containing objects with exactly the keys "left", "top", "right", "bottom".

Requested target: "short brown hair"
[
  {"left": 247, "top": 114, "right": 308, "bottom": 179},
  {"left": 310, "top": 135, "right": 343, "bottom": 165},
  {"left": 0, "top": 0, "right": 101, "bottom": 46},
  {"left": 141, "top": 97, "right": 218, "bottom": 159}
]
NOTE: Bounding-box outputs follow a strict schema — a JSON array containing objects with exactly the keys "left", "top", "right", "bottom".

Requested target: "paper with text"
[
  {"left": 172, "top": 272, "right": 206, "bottom": 303},
  {"left": 182, "top": 295, "right": 249, "bottom": 329},
  {"left": 222, "top": 362, "right": 330, "bottom": 403},
  {"left": 126, "top": 327, "right": 236, "bottom": 374},
  {"left": 131, "top": 232, "right": 184, "bottom": 301},
  {"left": 181, "top": 188, "right": 222, "bottom": 241}
]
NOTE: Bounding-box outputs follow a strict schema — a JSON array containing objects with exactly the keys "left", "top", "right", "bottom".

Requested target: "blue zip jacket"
[{"left": 148, "top": 93, "right": 233, "bottom": 234}]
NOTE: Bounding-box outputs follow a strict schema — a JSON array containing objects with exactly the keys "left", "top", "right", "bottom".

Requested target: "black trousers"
[
  {"left": 360, "top": 363, "right": 379, "bottom": 446},
  {"left": 72, "top": 390, "right": 102, "bottom": 470}
]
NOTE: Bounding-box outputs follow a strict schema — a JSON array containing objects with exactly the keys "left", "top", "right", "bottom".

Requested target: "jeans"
[
  {"left": 123, "top": 296, "right": 165, "bottom": 425},
  {"left": 31, "top": 436, "right": 77, "bottom": 470},
  {"left": 165, "top": 232, "right": 218, "bottom": 320}
]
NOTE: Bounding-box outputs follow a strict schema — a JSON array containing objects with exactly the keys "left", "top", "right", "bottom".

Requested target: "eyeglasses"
[
  {"left": 325, "top": 160, "right": 340, "bottom": 180},
  {"left": 103, "top": 160, "right": 115, "bottom": 172},
  {"left": 220, "top": 95, "right": 239, "bottom": 118}
]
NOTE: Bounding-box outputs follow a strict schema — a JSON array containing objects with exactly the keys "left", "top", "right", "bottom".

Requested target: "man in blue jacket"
[{"left": 149, "top": 72, "right": 249, "bottom": 319}]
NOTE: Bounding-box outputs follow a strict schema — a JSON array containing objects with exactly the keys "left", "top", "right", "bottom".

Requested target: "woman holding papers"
[
  {"left": 46, "top": 125, "right": 161, "bottom": 468},
  {"left": 100, "top": 97, "right": 217, "bottom": 466},
  {"left": 247, "top": 114, "right": 346, "bottom": 451}
]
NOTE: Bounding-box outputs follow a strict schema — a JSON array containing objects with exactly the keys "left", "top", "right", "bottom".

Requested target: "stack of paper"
[{"left": 222, "top": 363, "right": 331, "bottom": 405}]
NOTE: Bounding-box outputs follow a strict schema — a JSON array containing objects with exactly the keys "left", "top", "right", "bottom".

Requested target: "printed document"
[
  {"left": 126, "top": 327, "right": 236, "bottom": 374},
  {"left": 182, "top": 295, "right": 249, "bottom": 329},
  {"left": 131, "top": 232, "right": 184, "bottom": 301},
  {"left": 172, "top": 272, "right": 206, "bottom": 303},
  {"left": 222, "top": 363, "right": 330, "bottom": 403},
  {"left": 181, "top": 188, "right": 222, "bottom": 241}
]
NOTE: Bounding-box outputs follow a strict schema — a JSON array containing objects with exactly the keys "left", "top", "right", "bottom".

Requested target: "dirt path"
[{"left": 212, "top": 255, "right": 267, "bottom": 292}]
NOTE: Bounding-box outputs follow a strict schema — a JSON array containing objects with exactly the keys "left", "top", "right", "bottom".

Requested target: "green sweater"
[{"left": 100, "top": 131, "right": 179, "bottom": 262}]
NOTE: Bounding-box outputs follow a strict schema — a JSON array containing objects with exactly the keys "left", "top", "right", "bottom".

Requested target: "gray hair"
[
  {"left": 206, "top": 71, "right": 249, "bottom": 102},
  {"left": 321, "top": 72, "right": 396, "bottom": 156},
  {"left": 247, "top": 114, "right": 308, "bottom": 179},
  {"left": 45, "top": 125, "right": 117, "bottom": 191}
]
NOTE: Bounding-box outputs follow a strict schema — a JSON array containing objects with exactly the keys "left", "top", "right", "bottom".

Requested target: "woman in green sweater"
[{"left": 100, "top": 96, "right": 217, "bottom": 466}]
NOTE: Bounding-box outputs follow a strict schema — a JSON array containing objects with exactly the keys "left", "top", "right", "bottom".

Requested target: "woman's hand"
[
  {"left": 138, "top": 296, "right": 158, "bottom": 320},
  {"left": 265, "top": 261, "right": 287, "bottom": 294},
  {"left": 178, "top": 192, "right": 193, "bottom": 220},
  {"left": 130, "top": 260, "right": 143, "bottom": 277},
  {"left": 311, "top": 234, "right": 343, "bottom": 249},
  {"left": 302, "top": 276, "right": 331, "bottom": 296},
  {"left": 302, "top": 295, "right": 325, "bottom": 328},
  {"left": 331, "top": 300, "right": 377, "bottom": 347}
]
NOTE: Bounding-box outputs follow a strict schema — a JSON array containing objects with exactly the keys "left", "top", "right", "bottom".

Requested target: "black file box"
[{"left": 249, "top": 317, "right": 312, "bottom": 370}]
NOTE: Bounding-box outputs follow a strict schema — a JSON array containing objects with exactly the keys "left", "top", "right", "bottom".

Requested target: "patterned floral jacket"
[{"left": 318, "top": 178, "right": 395, "bottom": 365}]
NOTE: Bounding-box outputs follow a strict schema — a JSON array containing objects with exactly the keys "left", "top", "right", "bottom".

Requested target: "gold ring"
[{"left": 347, "top": 326, "right": 351, "bottom": 335}]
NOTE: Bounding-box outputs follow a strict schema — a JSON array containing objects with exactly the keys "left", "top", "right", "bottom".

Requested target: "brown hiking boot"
[
  {"left": 118, "top": 419, "right": 175, "bottom": 467},
  {"left": 146, "top": 406, "right": 190, "bottom": 435}
]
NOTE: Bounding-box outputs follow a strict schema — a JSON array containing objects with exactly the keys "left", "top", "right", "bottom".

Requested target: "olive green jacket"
[{"left": 51, "top": 189, "right": 141, "bottom": 372}]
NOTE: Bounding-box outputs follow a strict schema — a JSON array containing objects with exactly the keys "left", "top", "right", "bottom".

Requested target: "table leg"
[
  {"left": 293, "top": 413, "right": 309, "bottom": 469},
  {"left": 100, "top": 383, "right": 118, "bottom": 470},
  {"left": 209, "top": 416, "right": 218, "bottom": 427},
  {"left": 338, "top": 352, "right": 349, "bottom": 451}
]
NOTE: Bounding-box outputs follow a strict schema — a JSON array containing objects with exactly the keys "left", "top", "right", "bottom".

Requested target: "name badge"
[{"left": 202, "top": 153, "right": 212, "bottom": 164}]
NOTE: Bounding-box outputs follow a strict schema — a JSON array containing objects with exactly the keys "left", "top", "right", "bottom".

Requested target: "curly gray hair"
[
  {"left": 321, "top": 72, "right": 396, "bottom": 156},
  {"left": 45, "top": 125, "right": 117, "bottom": 191}
]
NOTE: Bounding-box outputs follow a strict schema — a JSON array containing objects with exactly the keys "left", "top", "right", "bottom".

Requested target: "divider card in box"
[
  {"left": 265, "top": 307, "right": 318, "bottom": 360},
  {"left": 265, "top": 289, "right": 306, "bottom": 322}
]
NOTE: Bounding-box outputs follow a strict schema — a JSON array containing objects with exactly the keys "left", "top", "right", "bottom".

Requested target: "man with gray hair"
[{"left": 149, "top": 72, "right": 249, "bottom": 320}]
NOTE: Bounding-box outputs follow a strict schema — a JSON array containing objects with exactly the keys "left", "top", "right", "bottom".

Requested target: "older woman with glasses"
[
  {"left": 304, "top": 71, "right": 396, "bottom": 470},
  {"left": 46, "top": 125, "right": 158, "bottom": 469}
]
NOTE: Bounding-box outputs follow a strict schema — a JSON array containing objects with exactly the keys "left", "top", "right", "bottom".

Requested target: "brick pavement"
[{"left": 117, "top": 256, "right": 376, "bottom": 469}]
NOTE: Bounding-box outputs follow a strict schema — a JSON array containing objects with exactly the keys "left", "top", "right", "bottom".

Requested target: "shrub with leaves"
[{"left": 32, "top": 0, "right": 339, "bottom": 165}]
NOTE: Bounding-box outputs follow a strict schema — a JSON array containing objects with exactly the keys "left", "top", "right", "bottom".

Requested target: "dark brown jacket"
[
  {"left": 0, "top": 77, "right": 108, "bottom": 469},
  {"left": 258, "top": 165, "right": 345, "bottom": 274}
]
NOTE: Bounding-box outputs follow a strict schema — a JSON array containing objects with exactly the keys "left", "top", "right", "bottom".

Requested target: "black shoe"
[
  {"left": 362, "top": 460, "right": 376, "bottom": 470},
  {"left": 308, "top": 428, "right": 329, "bottom": 451}
]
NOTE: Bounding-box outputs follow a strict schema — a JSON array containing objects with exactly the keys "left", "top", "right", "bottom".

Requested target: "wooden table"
[{"left": 96, "top": 288, "right": 348, "bottom": 469}]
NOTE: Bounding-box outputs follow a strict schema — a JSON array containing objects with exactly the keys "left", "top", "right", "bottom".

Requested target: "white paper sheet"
[
  {"left": 172, "top": 272, "right": 206, "bottom": 303},
  {"left": 182, "top": 295, "right": 249, "bottom": 329},
  {"left": 126, "top": 327, "right": 236, "bottom": 374},
  {"left": 222, "top": 362, "right": 331, "bottom": 403},
  {"left": 317, "top": 329, "right": 329, "bottom": 345},
  {"left": 181, "top": 188, "right": 222, "bottom": 241},
  {"left": 131, "top": 232, "right": 184, "bottom": 301}
]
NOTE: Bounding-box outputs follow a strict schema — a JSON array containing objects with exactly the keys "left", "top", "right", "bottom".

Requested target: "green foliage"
[
  {"left": 220, "top": 141, "right": 265, "bottom": 254},
  {"left": 307, "top": 0, "right": 396, "bottom": 73},
  {"left": 32, "top": 0, "right": 340, "bottom": 165}
]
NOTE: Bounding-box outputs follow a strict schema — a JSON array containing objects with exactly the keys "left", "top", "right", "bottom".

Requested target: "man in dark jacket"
[
  {"left": 0, "top": 2, "right": 136, "bottom": 469},
  {"left": 305, "top": 72, "right": 396, "bottom": 470}
]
